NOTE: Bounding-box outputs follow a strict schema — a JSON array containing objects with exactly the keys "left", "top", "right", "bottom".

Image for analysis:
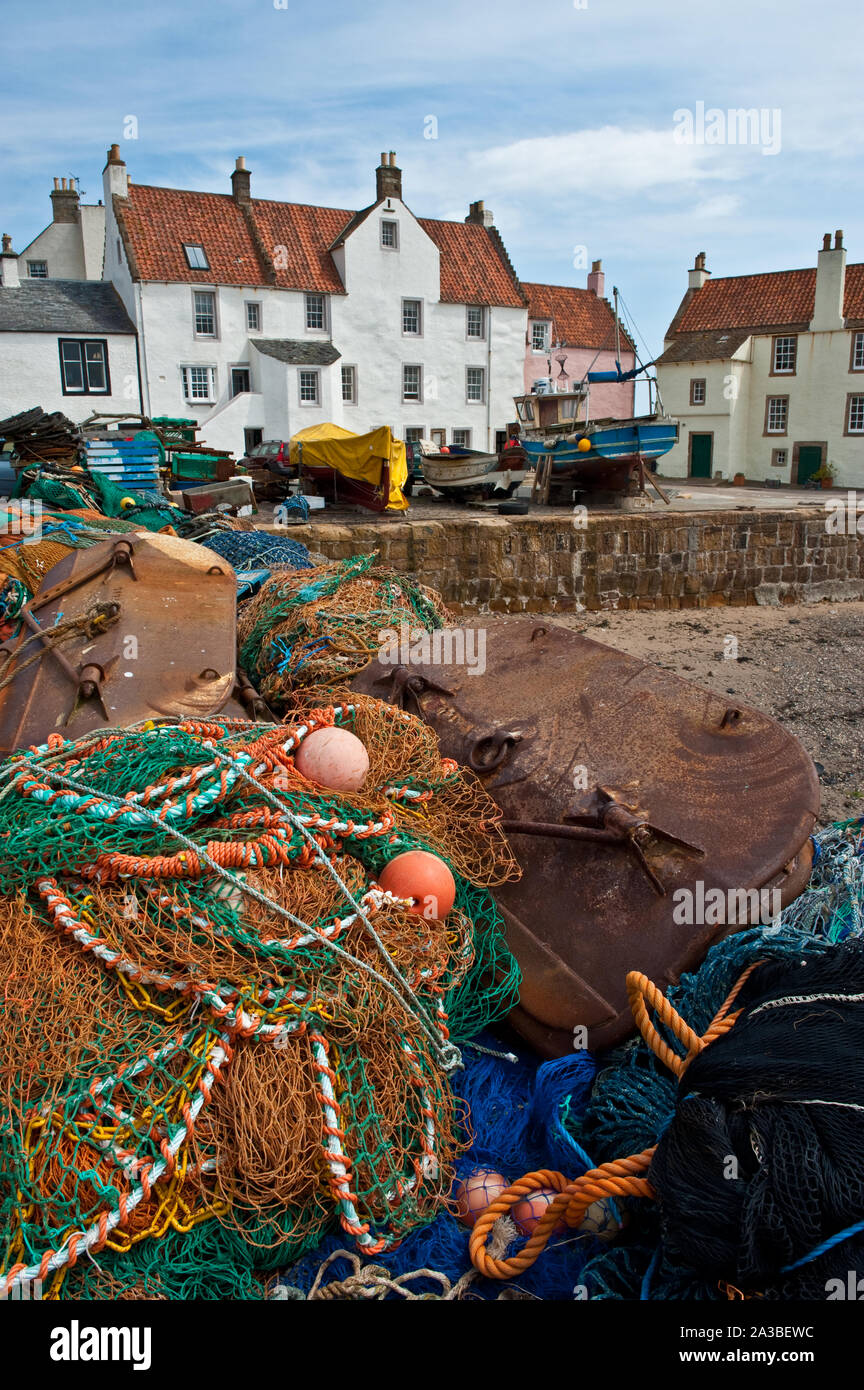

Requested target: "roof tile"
[
  {"left": 522, "top": 282, "right": 634, "bottom": 351},
  {"left": 677, "top": 264, "right": 864, "bottom": 332}
]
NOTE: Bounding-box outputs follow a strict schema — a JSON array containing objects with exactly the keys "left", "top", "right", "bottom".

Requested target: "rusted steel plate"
[
  {"left": 0, "top": 532, "right": 240, "bottom": 755},
  {"left": 352, "top": 618, "right": 819, "bottom": 1055}
]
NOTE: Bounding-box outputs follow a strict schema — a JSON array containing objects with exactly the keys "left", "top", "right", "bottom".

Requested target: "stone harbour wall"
[{"left": 277, "top": 508, "right": 864, "bottom": 614}]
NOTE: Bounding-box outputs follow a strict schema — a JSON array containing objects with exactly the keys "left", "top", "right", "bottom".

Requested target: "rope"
[{"left": 469, "top": 965, "right": 761, "bottom": 1279}]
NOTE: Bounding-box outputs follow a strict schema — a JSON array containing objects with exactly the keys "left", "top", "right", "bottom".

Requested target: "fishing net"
[
  {"left": 201, "top": 529, "right": 312, "bottom": 574},
  {"left": 0, "top": 697, "right": 521, "bottom": 1300},
  {"left": 238, "top": 553, "right": 450, "bottom": 705}
]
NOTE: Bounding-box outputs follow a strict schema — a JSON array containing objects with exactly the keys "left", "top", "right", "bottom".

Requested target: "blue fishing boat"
[{"left": 513, "top": 287, "right": 679, "bottom": 501}]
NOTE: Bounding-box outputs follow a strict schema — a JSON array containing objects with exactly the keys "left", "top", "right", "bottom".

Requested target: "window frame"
[
  {"left": 771, "top": 447, "right": 788, "bottom": 469},
  {"left": 451, "top": 429, "right": 472, "bottom": 448},
  {"left": 770, "top": 334, "right": 798, "bottom": 376},
  {"left": 181, "top": 364, "right": 217, "bottom": 403},
  {"left": 230, "top": 365, "right": 251, "bottom": 397},
  {"left": 763, "top": 395, "right": 789, "bottom": 436},
  {"left": 401, "top": 298, "right": 423, "bottom": 337},
  {"left": 341, "top": 364, "right": 357, "bottom": 405},
  {"left": 58, "top": 338, "right": 111, "bottom": 396},
  {"left": 192, "top": 288, "right": 218, "bottom": 339},
  {"left": 183, "top": 243, "right": 210, "bottom": 271},
  {"left": 402, "top": 363, "right": 423, "bottom": 403},
  {"left": 245, "top": 301, "right": 262, "bottom": 332},
  {"left": 27, "top": 260, "right": 48, "bottom": 279},
  {"left": 405, "top": 427, "right": 425, "bottom": 444},
  {"left": 844, "top": 393, "right": 864, "bottom": 436},
  {"left": 466, "top": 306, "right": 486, "bottom": 341},
  {"left": 298, "top": 368, "right": 321, "bottom": 405},
  {"left": 850, "top": 332, "right": 864, "bottom": 373},
  {"left": 689, "top": 378, "right": 707, "bottom": 406},
  {"left": 530, "top": 320, "right": 550, "bottom": 353},
  {"left": 380, "top": 219, "right": 399, "bottom": 250},
  {"left": 466, "top": 366, "right": 486, "bottom": 404},
  {"left": 304, "top": 293, "right": 328, "bottom": 333}
]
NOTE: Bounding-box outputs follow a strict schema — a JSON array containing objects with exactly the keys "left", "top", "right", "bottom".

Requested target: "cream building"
[{"left": 657, "top": 235, "right": 864, "bottom": 486}]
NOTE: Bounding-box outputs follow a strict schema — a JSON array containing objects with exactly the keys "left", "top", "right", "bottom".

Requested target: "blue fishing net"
[{"left": 201, "top": 528, "right": 312, "bottom": 574}]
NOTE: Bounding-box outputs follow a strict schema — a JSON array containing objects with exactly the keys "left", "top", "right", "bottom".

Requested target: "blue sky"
[{"left": 2, "top": 0, "right": 861, "bottom": 364}]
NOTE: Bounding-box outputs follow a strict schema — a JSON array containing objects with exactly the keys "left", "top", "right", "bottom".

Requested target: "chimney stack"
[
  {"left": 0, "top": 235, "right": 19, "bottom": 288},
  {"left": 231, "top": 156, "right": 251, "bottom": 204},
  {"left": 688, "top": 250, "right": 710, "bottom": 291},
  {"left": 587, "top": 258, "right": 605, "bottom": 297},
  {"left": 50, "top": 175, "right": 80, "bottom": 224},
  {"left": 375, "top": 151, "right": 402, "bottom": 202},
  {"left": 810, "top": 229, "right": 847, "bottom": 333},
  {"left": 102, "top": 144, "right": 129, "bottom": 200},
  {"left": 465, "top": 199, "right": 494, "bottom": 228}
]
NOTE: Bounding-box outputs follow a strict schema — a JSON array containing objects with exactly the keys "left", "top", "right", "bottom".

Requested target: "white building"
[
  {"left": 2, "top": 178, "right": 105, "bottom": 284},
  {"left": 0, "top": 241, "right": 139, "bottom": 422},
  {"left": 657, "top": 235, "right": 864, "bottom": 485},
  {"left": 101, "top": 146, "right": 528, "bottom": 456}
]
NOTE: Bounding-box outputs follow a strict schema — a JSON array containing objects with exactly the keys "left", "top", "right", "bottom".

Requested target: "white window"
[
  {"left": 772, "top": 335, "right": 797, "bottom": 374},
  {"left": 402, "top": 365, "right": 422, "bottom": 402},
  {"left": 405, "top": 427, "right": 424, "bottom": 443},
  {"left": 466, "top": 306, "right": 486, "bottom": 340},
  {"left": 402, "top": 299, "right": 422, "bottom": 335},
  {"left": 181, "top": 365, "right": 217, "bottom": 402},
  {"left": 341, "top": 365, "right": 357, "bottom": 404},
  {"left": 305, "top": 294, "right": 326, "bottom": 331},
  {"left": 847, "top": 396, "right": 864, "bottom": 433},
  {"left": 245, "top": 301, "right": 261, "bottom": 332},
  {"left": 531, "top": 321, "right": 550, "bottom": 352},
  {"left": 183, "top": 244, "right": 210, "bottom": 270},
  {"left": 59, "top": 339, "right": 109, "bottom": 395},
  {"left": 690, "top": 378, "right": 706, "bottom": 405},
  {"left": 299, "top": 369, "right": 320, "bottom": 404},
  {"left": 852, "top": 332, "right": 864, "bottom": 371},
  {"left": 452, "top": 429, "right": 471, "bottom": 448},
  {"left": 772, "top": 449, "right": 788, "bottom": 468},
  {"left": 466, "top": 367, "right": 486, "bottom": 403},
  {"left": 766, "top": 397, "right": 788, "bottom": 434},
  {"left": 27, "top": 260, "right": 48, "bottom": 278},
  {"left": 381, "top": 220, "right": 398, "bottom": 249},
  {"left": 193, "top": 290, "right": 217, "bottom": 337}
]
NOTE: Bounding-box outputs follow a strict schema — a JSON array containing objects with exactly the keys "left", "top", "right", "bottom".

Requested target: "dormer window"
[
  {"left": 27, "top": 260, "right": 48, "bottom": 278},
  {"left": 381, "top": 220, "right": 399, "bottom": 250},
  {"left": 183, "top": 244, "right": 210, "bottom": 270}
]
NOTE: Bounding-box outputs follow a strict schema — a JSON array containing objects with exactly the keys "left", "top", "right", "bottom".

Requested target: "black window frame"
[
  {"left": 27, "top": 260, "right": 48, "bottom": 279},
  {"left": 58, "top": 338, "right": 111, "bottom": 396},
  {"left": 183, "top": 243, "right": 210, "bottom": 270}
]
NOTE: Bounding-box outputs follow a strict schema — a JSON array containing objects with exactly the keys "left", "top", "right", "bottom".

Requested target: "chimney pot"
[
  {"left": 835, "top": 229, "right": 844, "bottom": 250},
  {"left": 2, "top": 234, "right": 12, "bottom": 253},
  {"left": 823, "top": 233, "right": 832, "bottom": 251},
  {"left": 465, "top": 199, "right": 494, "bottom": 227},
  {"left": 51, "top": 176, "right": 80, "bottom": 223},
  {"left": 107, "top": 143, "right": 123, "bottom": 164},
  {"left": 53, "top": 177, "right": 60, "bottom": 190}
]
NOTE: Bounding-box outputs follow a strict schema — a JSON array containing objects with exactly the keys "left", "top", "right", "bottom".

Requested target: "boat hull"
[
  {"left": 520, "top": 417, "right": 679, "bottom": 490},
  {"left": 421, "top": 449, "right": 528, "bottom": 501}
]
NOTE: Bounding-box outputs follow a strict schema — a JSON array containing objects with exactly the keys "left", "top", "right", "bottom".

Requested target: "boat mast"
[{"left": 613, "top": 285, "right": 622, "bottom": 367}]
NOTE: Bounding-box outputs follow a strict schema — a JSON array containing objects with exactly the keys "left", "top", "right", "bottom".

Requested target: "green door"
[
  {"left": 796, "top": 446, "right": 822, "bottom": 485},
  {"left": 690, "top": 433, "right": 713, "bottom": 478}
]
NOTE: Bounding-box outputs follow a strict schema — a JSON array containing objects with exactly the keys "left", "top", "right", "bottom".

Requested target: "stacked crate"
[{"left": 85, "top": 436, "right": 162, "bottom": 492}]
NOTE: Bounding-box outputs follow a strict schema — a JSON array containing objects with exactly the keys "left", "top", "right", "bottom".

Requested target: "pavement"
[{"left": 257, "top": 477, "right": 858, "bottom": 528}]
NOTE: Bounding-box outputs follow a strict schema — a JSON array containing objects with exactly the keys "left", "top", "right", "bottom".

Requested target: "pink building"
[{"left": 522, "top": 262, "right": 636, "bottom": 419}]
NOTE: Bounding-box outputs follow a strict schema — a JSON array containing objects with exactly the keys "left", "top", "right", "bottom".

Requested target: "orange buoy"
[
  {"left": 512, "top": 1187, "right": 567, "bottom": 1235},
  {"left": 455, "top": 1168, "right": 509, "bottom": 1228},
  {"left": 294, "top": 726, "right": 369, "bottom": 793},
  {"left": 379, "top": 849, "right": 456, "bottom": 918},
  {"left": 577, "top": 437, "right": 591, "bottom": 452}
]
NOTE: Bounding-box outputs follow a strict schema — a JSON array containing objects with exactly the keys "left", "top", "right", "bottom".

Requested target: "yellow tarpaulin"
[{"left": 289, "top": 423, "right": 408, "bottom": 511}]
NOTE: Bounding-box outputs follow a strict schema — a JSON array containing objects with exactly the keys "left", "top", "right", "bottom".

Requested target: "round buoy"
[
  {"left": 294, "top": 726, "right": 369, "bottom": 793},
  {"left": 512, "top": 1187, "right": 566, "bottom": 1236},
  {"left": 455, "top": 1168, "right": 509, "bottom": 1228},
  {"left": 379, "top": 849, "right": 456, "bottom": 918},
  {"left": 577, "top": 437, "right": 591, "bottom": 453}
]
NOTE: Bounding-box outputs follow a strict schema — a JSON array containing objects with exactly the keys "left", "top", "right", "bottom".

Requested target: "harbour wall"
[{"left": 276, "top": 507, "right": 864, "bottom": 613}]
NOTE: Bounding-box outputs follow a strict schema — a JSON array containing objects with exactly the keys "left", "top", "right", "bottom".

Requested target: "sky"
[{"left": 2, "top": 0, "right": 862, "bottom": 376}]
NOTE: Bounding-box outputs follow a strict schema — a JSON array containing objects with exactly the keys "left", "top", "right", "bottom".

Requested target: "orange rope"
[{"left": 469, "top": 961, "right": 764, "bottom": 1279}]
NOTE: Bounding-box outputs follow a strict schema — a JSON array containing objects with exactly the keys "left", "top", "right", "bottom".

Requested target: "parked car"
[{"left": 239, "top": 440, "right": 295, "bottom": 500}]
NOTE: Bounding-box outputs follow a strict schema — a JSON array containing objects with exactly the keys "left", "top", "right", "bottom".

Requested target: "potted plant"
[
  {"left": 811, "top": 460, "right": 836, "bottom": 489},
  {"left": 732, "top": 471, "right": 747, "bottom": 486}
]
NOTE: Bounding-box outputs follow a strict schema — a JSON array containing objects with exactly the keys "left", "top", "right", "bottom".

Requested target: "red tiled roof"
[
  {"left": 417, "top": 219, "right": 525, "bottom": 308},
  {"left": 115, "top": 184, "right": 524, "bottom": 305},
  {"left": 677, "top": 263, "right": 864, "bottom": 332},
  {"left": 116, "top": 186, "right": 268, "bottom": 286},
  {"left": 522, "top": 282, "right": 634, "bottom": 352},
  {"left": 250, "top": 199, "right": 353, "bottom": 294}
]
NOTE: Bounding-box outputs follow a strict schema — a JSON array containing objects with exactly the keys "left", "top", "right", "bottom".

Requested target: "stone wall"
[{"left": 277, "top": 507, "right": 864, "bottom": 613}]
